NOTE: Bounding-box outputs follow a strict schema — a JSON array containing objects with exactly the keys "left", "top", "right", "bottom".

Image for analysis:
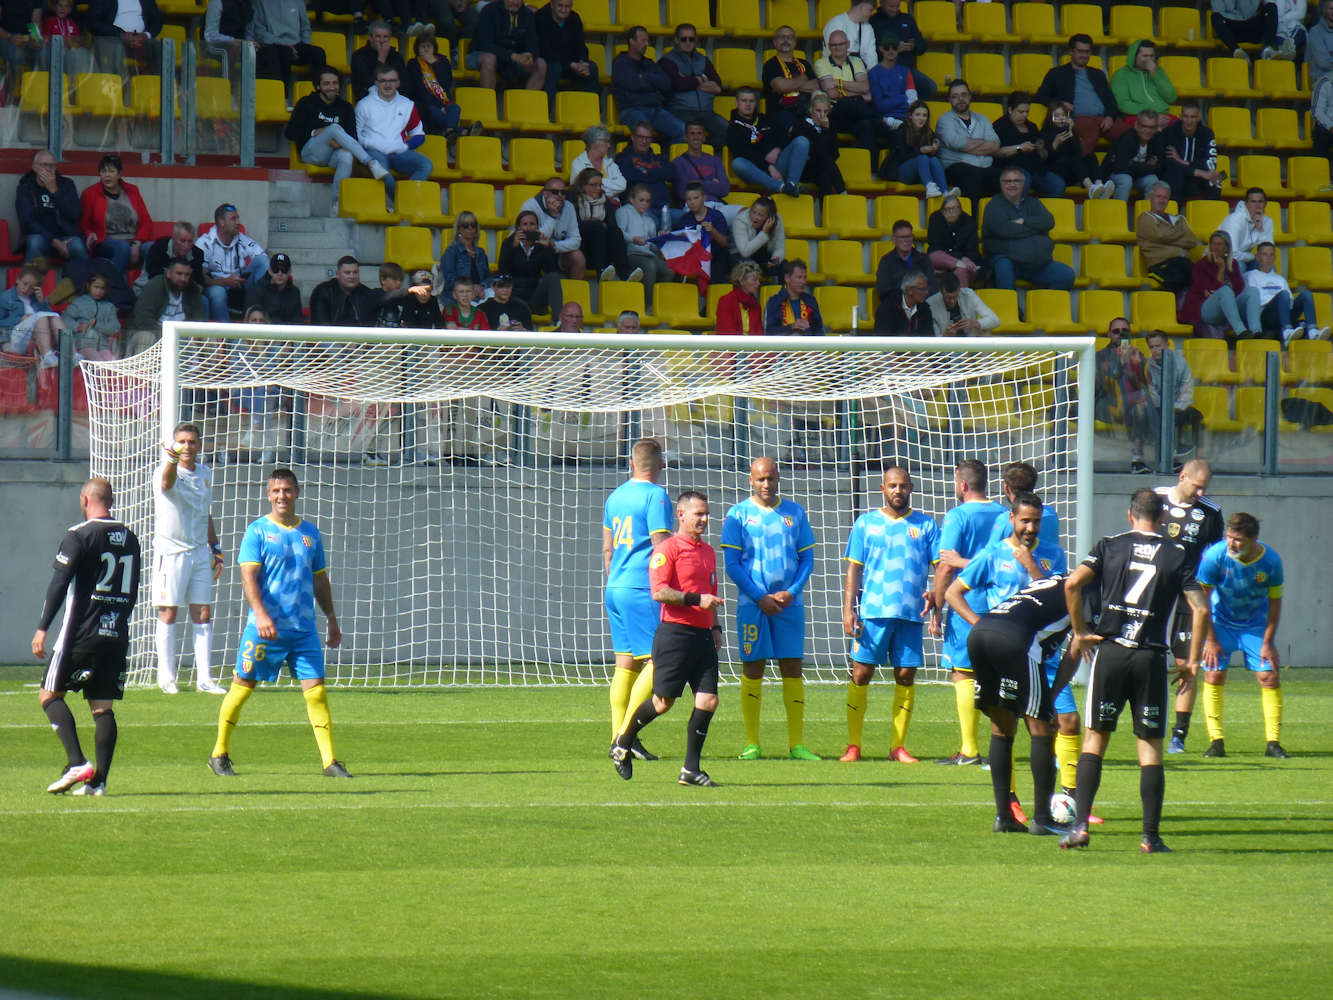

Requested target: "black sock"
[
  {"left": 1172, "top": 711, "right": 1191, "bottom": 739},
  {"left": 1141, "top": 764, "right": 1165, "bottom": 841},
  {"left": 1029, "top": 735, "right": 1056, "bottom": 824},
  {"left": 92, "top": 709, "right": 117, "bottom": 786},
  {"left": 684, "top": 708, "right": 714, "bottom": 773},
  {"left": 1074, "top": 752, "right": 1104, "bottom": 825},
  {"left": 43, "top": 698, "right": 85, "bottom": 768},
  {"left": 616, "top": 697, "right": 660, "bottom": 750},
  {"left": 988, "top": 735, "right": 1015, "bottom": 820}
]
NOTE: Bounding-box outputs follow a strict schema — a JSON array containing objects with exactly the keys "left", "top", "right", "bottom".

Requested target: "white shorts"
[{"left": 152, "top": 548, "right": 213, "bottom": 608}]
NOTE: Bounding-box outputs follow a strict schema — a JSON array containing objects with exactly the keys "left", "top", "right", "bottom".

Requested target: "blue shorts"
[
  {"left": 850, "top": 617, "right": 924, "bottom": 668},
  {"left": 942, "top": 614, "right": 974, "bottom": 672},
  {"left": 605, "top": 588, "right": 659, "bottom": 659},
  {"left": 234, "top": 624, "right": 325, "bottom": 683},
  {"left": 1045, "top": 656, "right": 1078, "bottom": 716},
  {"left": 1210, "top": 619, "right": 1272, "bottom": 671},
  {"left": 736, "top": 603, "right": 805, "bottom": 661}
]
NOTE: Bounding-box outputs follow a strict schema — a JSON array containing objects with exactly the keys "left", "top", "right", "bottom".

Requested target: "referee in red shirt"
[{"left": 612, "top": 491, "right": 726, "bottom": 786}]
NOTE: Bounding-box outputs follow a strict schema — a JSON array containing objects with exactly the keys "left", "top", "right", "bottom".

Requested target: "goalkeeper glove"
[{"left": 211, "top": 543, "right": 224, "bottom": 580}]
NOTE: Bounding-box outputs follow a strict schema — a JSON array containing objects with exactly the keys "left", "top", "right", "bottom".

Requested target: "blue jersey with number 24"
[{"left": 604, "top": 479, "right": 673, "bottom": 589}]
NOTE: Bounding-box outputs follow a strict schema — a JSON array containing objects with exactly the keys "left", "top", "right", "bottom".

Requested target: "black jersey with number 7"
[{"left": 1080, "top": 530, "right": 1200, "bottom": 650}]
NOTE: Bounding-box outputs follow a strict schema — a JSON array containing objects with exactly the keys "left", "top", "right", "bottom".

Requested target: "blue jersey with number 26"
[
  {"left": 237, "top": 516, "right": 327, "bottom": 634},
  {"left": 604, "top": 479, "right": 673, "bottom": 589}
]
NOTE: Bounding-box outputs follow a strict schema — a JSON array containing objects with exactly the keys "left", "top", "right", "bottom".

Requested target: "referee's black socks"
[
  {"left": 43, "top": 698, "right": 85, "bottom": 768},
  {"left": 92, "top": 709, "right": 117, "bottom": 786},
  {"left": 988, "top": 735, "right": 1015, "bottom": 820},
  {"left": 1141, "top": 764, "right": 1165, "bottom": 842},
  {"left": 1074, "top": 753, "right": 1104, "bottom": 826},
  {"left": 1029, "top": 735, "right": 1055, "bottom": 825},
  {"left": 684, "top": 708, "right": 714, "bottom": 773},
  {"left": 616, "top": 697, "right": 660, "bottom": 750}
]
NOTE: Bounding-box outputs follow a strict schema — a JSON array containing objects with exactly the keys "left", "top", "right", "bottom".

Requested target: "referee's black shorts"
[
  {"left": 968, "top": 626, "right": 1052, "bottom": 722},
  {"left": 651, "top": 622, "right": 720, "bottom": 699},
  {"left": 1085, "top": 640, "right": 1169, "bottom": 739},
  {"left": 42, "top": 647, "right": 127, "bottom": 701}
]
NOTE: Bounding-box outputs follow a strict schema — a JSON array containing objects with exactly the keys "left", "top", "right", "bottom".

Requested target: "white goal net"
[{"left": 82, "top": 327, "right": 1094, "bottom": 687}]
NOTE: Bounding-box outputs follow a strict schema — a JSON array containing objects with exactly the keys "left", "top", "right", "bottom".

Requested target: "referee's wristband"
[
  {"left": 683, "top": 593, "right": 701, "bottom": 606},
  {"left": 711, "top": 625, "right": 723, "bottom": 632}
]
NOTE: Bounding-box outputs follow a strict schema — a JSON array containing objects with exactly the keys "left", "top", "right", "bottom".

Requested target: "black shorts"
[
  {"left": 1085, "top": 641, "right": 1169, "bottom": 739},
  {"left": 42, "top": 647, "right": 127, "bottom": 701},
  {"left": 968, "top": 627, "right": 1052, "bottom": 722},
  {"left": 651, "top": 622, "right": 720, "bottom": 699},
  {"left": 1169, "top": 603, "right": 1194, "bottom": 662}
]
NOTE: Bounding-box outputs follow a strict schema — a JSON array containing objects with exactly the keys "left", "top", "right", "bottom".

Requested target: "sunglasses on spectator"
[{"left": 460, "top": 221, "right": 478, "bottom": 228}]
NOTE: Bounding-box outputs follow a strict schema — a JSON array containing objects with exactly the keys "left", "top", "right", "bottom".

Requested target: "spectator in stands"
[
  {"left": 1040, "top": 102, "right": 1114, "bottom": 199},
  {"left": 433, "top": 0, "right": 478, "bottom": 54},
  {"left": 1180, "top": 231, "right": 1259, "bottom": 336},
  {"left": 1134, "top": 330, "right": 1202, "bottom": 465},
  {"left": 556, "top": 300, "right": 586, "bottom": 332},
  {"left": 203, "top": 0, "right": 254, "bottom": 70},
  {"left": 876, "top": 218, "right": 937, "bottom": 300},
  {"left": 313, "top": 0, "right": 364, "bottom": 34},
  {"left": 1159, "top": 100, "right": 1221, "bottom": 205},
  {"left": 310, "top": 256, "right": 380, "bottom": 326},
  {"left": 671, "top": 120, "right": 729, "bottom": 202},
  {"left": 372, "top": 264, "right": 440, "bottom": 328},
  {"left": 1312, "top": 74, "right": 1333, "bottom": 163},
  {"left": 441, "top": 275, "right": 490, "bottom": 329},
  {"left": 730, "top": 196, "right": 786, "bottom": 280},
  {"left": 521, "top": 178, "right": 585, "bottom": 280},
  {"left": 570, "top": 126, "right": 628, "bottom": 200},
  {"left": 1095, "top": 317, "right": 1142, "bottom": 430},
  {"left": 196, "top": 203, "right": 268, "bottom": 322},
  {"left": 1220, "top": 187, "right": 1274, "bottom": 268},
  {"left": 243, "top": 252, "right": 303, "bottom": 326},
  {"left": 471, "top": 0, "right": 546, "bottom": 93},
  {"left": 439, "top": 211, "right": 492, "bottom": 307},
  {"left": 571, "top": 167, "right": 639, "bottom": 284},
  {"left": 142, "top": 221, "right": 204, "bottom": 288},
  {"left": 253, "top": 0, "right": 324, "bottom": 83},
  {"left": 763, "top": 26, "right": 820, "bottom": 133},
  {"left": 881, "top": 100, "right": 947, "bottom": 195},
  {"left": 681, "top": 180, "right": 731, "bottom": 279},
  {"left": 926, "top": 194, "right": 981, "bottom": 287},
  {"left": 1036, "top": 34, "right": 1123, "bottom": 156},
  {"left": 815, "top": 30, "right": 880, "bottom": 173},
  {"left": 613, "top": 26, "right": 685, "bottom": 143},
  {"left": 500, "top": 209, "right": 565, "bottom": 315},
  {"left": 764, "top": 258, "right": 824, "bottom": 335},
  {"left": 867, "top": 32, "right": 917, "bottom": 128},
  {"left": 616, "top": 183, "right": 674, "bottom": 300},
  {"left": 351, "top": 22, "right": 408, "bottom": 98},
  {"left": 16, "top": 151, "right": 88, "bottom": 264},
  {"left": 982, "top": 167, "right": 1074, "bottom": 291},
  {"left": 1110, "top": 41, "right": 1176, "bottom": 131},
  {"left": 615, "top": 310, "right": 642, "bottom": 334},
  {"left": 0, "top": 0, "right": 42, "bottom": 78},
  {"left": 992, "top": 92, "right": 1066, "bottom": 197},
  {"left": 936, "top": 80, "right": 1002, "bottom": 214},
  {"left": 716, "top": 260, "right": 764, "bottom": 335},
  {"left": 616, "top": 122, "right": 674, "bottom": 211},
  {"left": 727, "top": 87, "right": 809, "bottom": 196},
  {"left": 874, "top": 271, "right": 932, "bottom": 335},
  {"left": 356, "top": 63, "right": 433, "bottom": 208},
  {"left": 1105, "top": 109, "right": 1165, "bottom": 202},
  {"left": 791, "top": 93, "right": 846, "bottom": 197},
  {"left": 661, "top": 24, "right": 728, "bottom": 144},
  {"left": 1247, "top": 242, "right": 1329, "bottom": 343},
  {"left": 66, "top": 272, "right": 121, "bottom": 362},
  {"left": 125, "top": 258, "right": 207, "bottom": 354},
  {"left": 1210, "top": 0, "right": 1287, "bottom": 61},
  {"left": 79, "top": 154, "right": 152, "bottom": 274},
  {"left": 87, "top": 0, "right": 162, "bottom": 74},
  {"left": 288, "top": 68, "right": 391, "bottom": 218},
  {"left": 479, "top": 273, "right": 533, "bottom": 331},
  {"left": 823, "top": 0, "right": 877, "bottom": 71},
  {"left": 1137, "top": 181, "right": 1199, "bottom": 293},
  {"left": 0, "top": 264, "right": 67, "bottom": 368},
  {"left": 1275, "top": 0, "right": 1309, "bottom": 56},
  {"left": 926, "top": 271, "right": 1000, "bottom": 336},
  {"left": 1310, "top": 0, "right": 1333, "bottom": 80},
  {"left": 869, "top": 0, "right": 935, "bottom": 100},
  {"left": 406, "top": 30, "right": 469, "bottom": 138},
  {"left": 42, "top": 0, "right": 92, "bottom": 76},
  {"left": 535, "top": 0, "right": 597, "bottom": 105}
]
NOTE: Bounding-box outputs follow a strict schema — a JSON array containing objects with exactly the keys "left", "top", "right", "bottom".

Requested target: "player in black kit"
[
  {"left": 969, "top": 574, "right": 1075, "bottom": 836},
  {"left": 1062, "top": 488, "right": 1210, "bottom": 853},
  {"left": 32, "top": 478, "right": 141, "bottom": 797}
]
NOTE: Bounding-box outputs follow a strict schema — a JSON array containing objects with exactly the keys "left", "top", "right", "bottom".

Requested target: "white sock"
[
  {"left": 155, "top": 620, "right": 177, "bottom": 685},
  {"left": 193, "top": 623, "right": 214, "bottom": 685}
]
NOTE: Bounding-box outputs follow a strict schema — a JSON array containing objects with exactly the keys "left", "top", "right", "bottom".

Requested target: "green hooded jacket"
[{"left": 1110, "top": 40, "right": 1177, "bottom": 115}]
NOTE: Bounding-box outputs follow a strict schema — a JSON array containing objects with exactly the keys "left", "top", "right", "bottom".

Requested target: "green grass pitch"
[{"left": 2, "top": 669, "right": 1331, "bottom": 1000}]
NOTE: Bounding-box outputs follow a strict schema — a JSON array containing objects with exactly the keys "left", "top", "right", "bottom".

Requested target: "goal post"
[{"left": 86, "top": 324, "right": 1095, "bottom": 688}]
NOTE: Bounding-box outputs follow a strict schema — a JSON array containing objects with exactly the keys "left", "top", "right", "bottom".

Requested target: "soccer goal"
[{"left": 82, "top": 325, "right": 1094, "bottom": 688}]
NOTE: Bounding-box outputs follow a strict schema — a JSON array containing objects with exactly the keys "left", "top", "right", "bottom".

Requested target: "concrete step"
[
  {"left": 269, "top": 179, "right": 318, "bottom": 204},
  {"left": 267, "top": 231, "right": 355, "bottom": 250},
  {"left": 268, "top": 217, "right": 327, "bottom": 234},
  {"left": 269, "top": 200, "right": 312, "bottom": 219},
  {"left": 275, "top": 247, "right": 355, "bottom": 267}
]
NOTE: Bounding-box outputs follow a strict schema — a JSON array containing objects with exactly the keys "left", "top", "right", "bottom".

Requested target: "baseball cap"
[{"left": 271, "top": 253, "right": 292, "bottom": 273}]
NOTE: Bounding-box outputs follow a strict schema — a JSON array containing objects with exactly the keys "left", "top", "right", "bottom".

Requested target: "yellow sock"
[
  {"left": 212, "top": 682, "right": 253, "bottom": 757},
  {"left": 740, "top": 674, "right": 763, "bottom": 746},
  {"left": 846, "top": 681, "right": 868, "bottom": 747},
  {"left": 619, "top": 660, "right": 654, "bottom": 736},
  {"left": 782, "top": 676, "right": 805, "bottom": 749},
  {"left": 303, "top": 683, "right": 335, "bottom": 768},
  {"left": 609, "top": 667, "right": 636, "bottom": 737},
  {"left": 954, "top": 677, "right": 980, "bottom": 757},
  {"left": 1204, "top": 681, "right": 1225, "bottom": 742},
  {"left": 1055, "top": 731, "right": 1081, "bottom": 790},
  {"left": 890, "top": 683, "right": 914, "bottom": 751},
  {"left": 1261, "top": 686, "right": 1283, "bottom": 743}
]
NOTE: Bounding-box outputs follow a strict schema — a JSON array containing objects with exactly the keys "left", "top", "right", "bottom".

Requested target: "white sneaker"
[
  {"left": 1277, "top": 36, "right": 1296, "bottom": 59},
  {"left": 260, "top": 449, "right": 275, "bottom": 464},
  {"left": 329, "top": 202, "right": 342, "bottom": 217},
  {"left": 47, "top": 762, "right": 94, "bottom": 794},
  {"left": 925, "top": 182, "right": 943, "bottom": 198},
  {"left": 599, "top": 265, "right": 617, "bottom": 282},
  {"left": 39, "top": 350, "right": 59, "bottom": 369},
  {"left": 1281, "top": 327, "right": 1299, "bottom": 346},
  {"left": 1313, "top": 326, "right": 1333, "bottom": 341},
  {"left": 363, "top": 453, "right": 389, "bottom": 467},
  {"left": 71, "top": 783, "right": 105, "bottom": 797},
  {"left": 1234, "top": 47, "right": 1250, "bottom": 61},
  {"left": 1097, "top": 181, "right": 1115, "bottom": 199},
  {"left": 627, "top": 267, "right": 644, "bottom": 283},
  {"left": 160, "top": 680, "right": 179, "bottom": 694},
  {"left": 407, "top": 21, "right": 427, "bottom": 35},
  {"left": 945, "top": 186, "right": 961, "bottom": 199},
  {"left": 1261, "top": 45, "right": 1276, "bottom": 59},
  {"left": 883, "top": 116, "right": 902, "bottom": 129},
  {"left": 367, "top": 159, "right": 390, "bottom": 180},
  {"left": 197, "top": 679, "right": 227, "bottom": 695}
]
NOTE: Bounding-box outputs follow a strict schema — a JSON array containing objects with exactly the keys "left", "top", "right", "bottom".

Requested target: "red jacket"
[
  {"left": 716, "top": 288, "right": 761, "bottom": 335},
  {"left": 80, "top": 180, "right": 153, "bottom": 245},
  {"left": 1180, "top": 254, "right": 1244, "bottom": 326}
]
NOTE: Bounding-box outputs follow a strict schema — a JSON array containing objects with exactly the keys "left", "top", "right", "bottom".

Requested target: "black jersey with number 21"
[
  {"left": 1080, "top": 530, "right": 1199, "bottom": 650},
  {"left": 39, "top": 518, "right": 142, "bottom": 653}
]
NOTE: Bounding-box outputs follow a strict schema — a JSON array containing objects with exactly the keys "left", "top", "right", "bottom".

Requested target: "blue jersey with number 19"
[
  {"left": 721, "top": 497, "right": 816, "bottom": 606},
  {"left": 603, "top": 479, "right": 673, "bottom": 589},
  {"left": 844, "top": 508, "right": 941, "bottom": 621},
  {"left": 237, "top": 515, "right": 327, "bottom": 634}
]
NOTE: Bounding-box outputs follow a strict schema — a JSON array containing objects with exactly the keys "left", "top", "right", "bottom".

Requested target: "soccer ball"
[{"left": 1050, "top": 793, "right": 1077, "bottom": 826}]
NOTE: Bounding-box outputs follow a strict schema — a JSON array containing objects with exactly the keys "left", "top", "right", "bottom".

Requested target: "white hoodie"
[
  {"left": 1219, "top": 199, "right": 1273, "bottom": 265},
  {"left": 354, "top": 90, "right": 424, "bottom": 156}
]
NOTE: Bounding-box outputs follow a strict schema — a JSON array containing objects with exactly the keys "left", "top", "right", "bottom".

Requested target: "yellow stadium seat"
[
  {"left": 383, "top": 226, "right": 436, "bottom": 271},
  {"left": 1158, "top": 7, "right": 1212, "bottom": 48},
  {"left": 254, "top": 79, "right": 290, "bottom": 123},
  {"left": 1079, "top": 289, "right": 1127, "bottom": 332},
  {"left": 1236, "top": 339, "right": 1298, "bottom": 384},
  {"left": 814, "top": 286, "right": 859, "bottom": 331},
  {"left": 191, "top": 77, "right": 237, "bottom": 118},
  {"left": 1158, "top": 56, "right": 1208, "bottom": 99},
  {"left": 915, "top": 52, "right": 956, "bottom": 88},
  {"left": 416, "top": 136, "right": 462, "bottom": 181},
  {"left": 1209, "top": 107, "right": 1257, "bottom": 150},
  {"left": 158, "top": 23, "right": 186, "bottom": 66},
  {"left": 453, "top": 136, "right": 509, "bottom": 182},
  {"left": 1131, "top": 290, "right": 1191, "bottom": 334},
  {"left": 783, "top": 240, "right": 823, "bottom": 283},
  {"left": 20, "top": 72, "right": 71, "bottom": 115},
  {"left": 1236, "top": 386, "right": 1291, "bottom": 430},
  {"left": 1185, "top": 200, "right": 1229, "bottom": 240},
  {"left": 1287, "top": 157, "right": 1333, "bottom": 198},
  {"left": 600, "top": 281, "right": 648, "bottom": 324},
  {"left": 1206, "top": 57, "right": 1260, "bottom": 99},
  {"left": 504, "top": 90, "right": 552, "bottom": 132},
  {"left": 311, "top": 31, "right": 350, "bottom": 74},
  {"left": 962, "top": 53, "right": 1011, "bottom": 95},
  {"left": 503, "top": 184, "right": 544, "bottom": 220},
  {"left": 1290, "top": 202, "right": 1333, "bottom": 245},
  {"left": 449, "top": 182, "right": 506, "bottom": 228},
  {"left": 129, "top": 76, "right": 161, "bottom": 118},
  {"left": 1109, "top": 4, "right": 1162, "bottom": 45},
  {"left": 977, "top": 289, "right": 1035, "bottom": 333},
  {"left": 705, "top": 282, "right": 730, "bottom": 318},
  {"left": 555, "top": 91, "right": 601, "bottom": 134},
  {"left": 913, "top": 1, "right": 970, "bottom": 43},
  {"left": 1289, "top": 247, "right": 1333, "bottom": 291},
  {"left": 561, "top": 279, "right": 606, "bottom": 325},
  {"left": 453, "top": 87, "right": 506, "bottom": 130},
  {"left": 1255, "top": 61, "right": 1304, "bottom": 100},
  {"left": 1027, "top": 290, "right": 1085, "bottom": 333},
  {"left": 713, "top": 49, "right": 761, "bottom": 90},
  {"left": 964, "top": 3, "right": 1018, "bottom": 43},
  {"left": 560, "top": 138, "right": 586, "bottom": 181},
  {"left": 580, "top": 0, "right": 615, "bottom": 33},
  {"left": 823, "top": 195, "right": 880, "bottom": 239},
  {"left": 507, "top": 138, "right": 556, "bottom": 184},
  {"left": 1040, "top": 198, "right": 1085, "bottom": 243},
  {"left": 395, "top": 181, "right": 450, "bottom": 227},
  {"left": 971, "top": 101, "right": 1004, "bottom": 124},
  {"left": 1236, "top": 154, "right": 1284, "bottom": 195},
  {"left": 1194, "top": 386, "right": 1244, "bottom": 431},
  {"left": 1060, "top": 3, "right": 1113, "bottom": 44},
  {"left": 621, "top": 0, "right": 669, "bottom": 31},
  {"left": 716, "top": 0, "right": 762, "bottom": 36},
  {"left": 1013, "top": 2, "right": 1062, "bottom": 44},
  {"left": 818, "top": 240, "right": 873, "bottom": 285},
  {"left": 1185, "top": 339, "right": 1241, "bottom": 385},
  {"left": 1011, "top": 53, "right": 1053, "bottom": 93},
  {"left": 1290, "top": 340, "right": 1333, "bottom": 382},
  {"left": 584, "top": 43, "right": 610, "bottom": 86},
  {"left": 1289, "top": 387, "right": 1333, "bottom": 429},
  {"left": 653, "top": 283, "right": 708, "bottom": 328},
  {"left": 339, "top": 178, "right": 399, "bottom": 224},
  {"left": 874, "top": 195, "right": 925, "bottom": 238},
  {"left": 838, "top": 147, "right": 890, "bottom": 195},
  {"left": 961, "top": 385, "right": 1021, "bottom": 431},
  {"left": 1082, "top": 244, "right": 1139, "bottom": 289},
  {"left": 1083, "top": 200, "right": 1135, "bottom": 243},
  {"left": 73, "top": 73, "right": 125, "bottom": 116},
  {"left": 768, "top": 0, "right": 820, "bottom": 37},
  {"left": 771, "top": 194, "right": 829, "bottom": 238},
  {"left": 667, "top": 0, "right": 721, "bottom": 35},
  {"left": 290, "top": 141, "right": 332, "bottom": 176}
]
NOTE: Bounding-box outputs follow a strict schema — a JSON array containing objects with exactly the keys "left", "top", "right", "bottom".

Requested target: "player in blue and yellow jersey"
[
  {"left": 985, "top": 462, "right": 1062, "bottom": 549},
  {"left": 1197, "top": 511, "right": 1288, "bottom": 759},
  {"left": 841, "top": 466, "right": 941, "bottom": 763},
  {"left": 932, "top": 459, "right": 1010, "bottom": 766},
  {"left": 722, "top": 457, "right": 819, "bottom": 762},
  {"left": 602, "top": 439, "right": 674, "bottom": 760},
  {"left": 208, "top": 469, "right": 348, "bottom": 778}
]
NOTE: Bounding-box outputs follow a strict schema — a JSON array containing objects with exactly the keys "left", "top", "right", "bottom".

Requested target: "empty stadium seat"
[
  {"left": 913, "top": 1, "right": 970, "bottom": 43},
  {"left": 1288, "top": 157, "right": 1333, "bottom": 197},
  {"left": 504, "top": 90, "right": 552, "bottom": 131},
  {"left": 454, "top": 136, "right": 510, "bottom": 182},
  {"left": 1290, "top": 248, "right": 1333, "bottom": 291},
  {"left": 191, "top": 77, "right": 237, "bottom": 118},
  {"left": 555, "top": 91, "right": 602, "bottom": 133},
  {"left": 768, "top": 0, "right": 820, "bottom": 37},
  {"left": 1237, "top": 339, "right": 1298, "bottom": 385},
  {"left": 962, "top": 53, "right": 1012, "bottom": 95},
  {"left": 964, "top": 2, "right": 1018, "bottom": 43},
  {"left": 1235, "top": 386, "right": 1289, "bottom": 430},
  {"left": 618, "top": 0, "right": 667, "bottom": 31},
  {"left": 1158, "top": 56, "right": 1208, "bottom": 99},
  {"left": 1013, "top": 2, "right": 1062, "bottom": 44},
  {"left": 449, "top": 182, "right": 506, "bottom": 228},
  {"left": 714, "top": 48, "right": 761, "bottom": 90},
  {"left": 417, "top": 136, "right": 461, "bottom": 181},
  {"left": 383, "top": 226, "right": 436, "bottom": 271},
  {"left": 129, "top": 76, "right": 161, "bottom": 118},
  {"left": 562, "top": 279, "right": 605, "bottom": 325},
  {"left": 1040, "top": 198, "right": 1084, "bottom": 243},
  {"left": 814, "top": 286, "right": 860, "bottom": 331},
  {"left": 823, "top": 195, "right": 880, "bottom": 239},
  {"left": 1185, "top": 200, "right": 1230, "bottom": 239},
  {"left": 453, "top": 88, "right": 506, "bottom": 130},
  {"left": 1291, "top": 202, "right": 1333, "bottom": 246},
  {"left": 874, "top": 195, "right": 924, "bottom": 238},
  {"left": 254, "top": 79, "right": 290, "bottom": 123},
  {"left": 1082, "top": 244, "right": 1139, "bottom": 289},
  {"left": 817, "top": 240, "right": 873, "bottom": 285},
  {"left": 338, "top": 178, "right": 399, "bottom": 224},
  {"left": 1209, "top": 106, "right": 1256, "bottom": 148},
  {"left": 579, "top": 0, "right": 615, "bottom": 32},
  {"left": 1131, "top": 290, "right": 1191, "bottom": 334},
  {"left": 1206, "top": 57, "right": 1261, "bottom": 99},
  {"left": 311, "top": 31, "right": 350, "bottom": 73},
  {"left": 73, "top": 73, "right": 125, "bottom": 116},
  {"left": 1027, "top": 290, "right": 1085, "bottom": 333},
  {"left": 1255, "top": 60, "right": 1304, "bottom": 100},
  {"left": 1109, "top": 4, "right": 1161, "bottom": 44},
  {"left": 977, "top": 289, "right": 1035, "bottom": 333},
  {"left": 395, "top": 181, "right": 450, "bottom": 227},
  {"left": 1290, "top": 341, "right": 1333, "bottom": 382},
  {"left": 600, "top": 281, "right": 647, "bottom": 323},
  {"left": 1194, "top": 386, "right": 1244, "bottom": 431},
  {"left": 838, "top": 147, "right": 890, "bottom": 194},
  {"left": 1079, "top": 289, "right": 1127, "bottom": 332},
  {"left": 915, "top": 53, "right": 956, "bottom": 88},
  {"left": 666, "top": 0, "right": 716, "bottom": 34},
  {"left": 1011, "top": 53, "right": 1053, "bottom": 93},
  {"left": 653, "top": 283, "right": 708, "bottom": 328},
  {"left": 19, "top": 72, "right": 71, "bottom": 115},
  {"left": 1236, "top": 156, "right": 1286, "bottom": 202},
  {"left": 508, "top": 138, "right": 557, "bottom": 184},
  {"left": 770, "top": 194, "right": 828, "bottom": 239},
  {"left": 716, "top": 0, "right": 763, "bottom": 37},
  {"left": 1158, "top": 7, "right": 1212, "bottom": 48},
  {"left": 1185, "top": 339, "right": 1241, "bottom": 385},
  {"left": 1060, "top": 4, "right": 1113, "bottom": 44},
  {"left": 1083, "top": 200, "right": 1135, "bottom": 243}
]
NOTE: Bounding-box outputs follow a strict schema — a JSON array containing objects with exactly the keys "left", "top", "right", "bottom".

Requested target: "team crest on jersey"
[
  {"left": 907, "top": 527, "right": 920, "bottom": 539},
  {"left": 1191, "top": 508, "right": 1204, "bottom": 521},
  {"left": 743, "top": 642, "right": 753, "bottom": 655},
  {"left": 302, "top": 536, "right": 313, "bottom": 548},
  {"left": 650, "top": 552, "right": 666, "bottom": 568},
  {"left": 1255, "top": 572, "right": 1267, "bottom": 584},
  {"left": 783, "top": 516, "right": 794, "bottom": 527},
  {"left": 97, "top": 613, "right": 119, "bottom": 637},
  {"left": 1039, "top": 558, "right": 1052, "bottom": 571},
  {"left": 1166, "top": 523, "right": 1180, "bottom": 537}
]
